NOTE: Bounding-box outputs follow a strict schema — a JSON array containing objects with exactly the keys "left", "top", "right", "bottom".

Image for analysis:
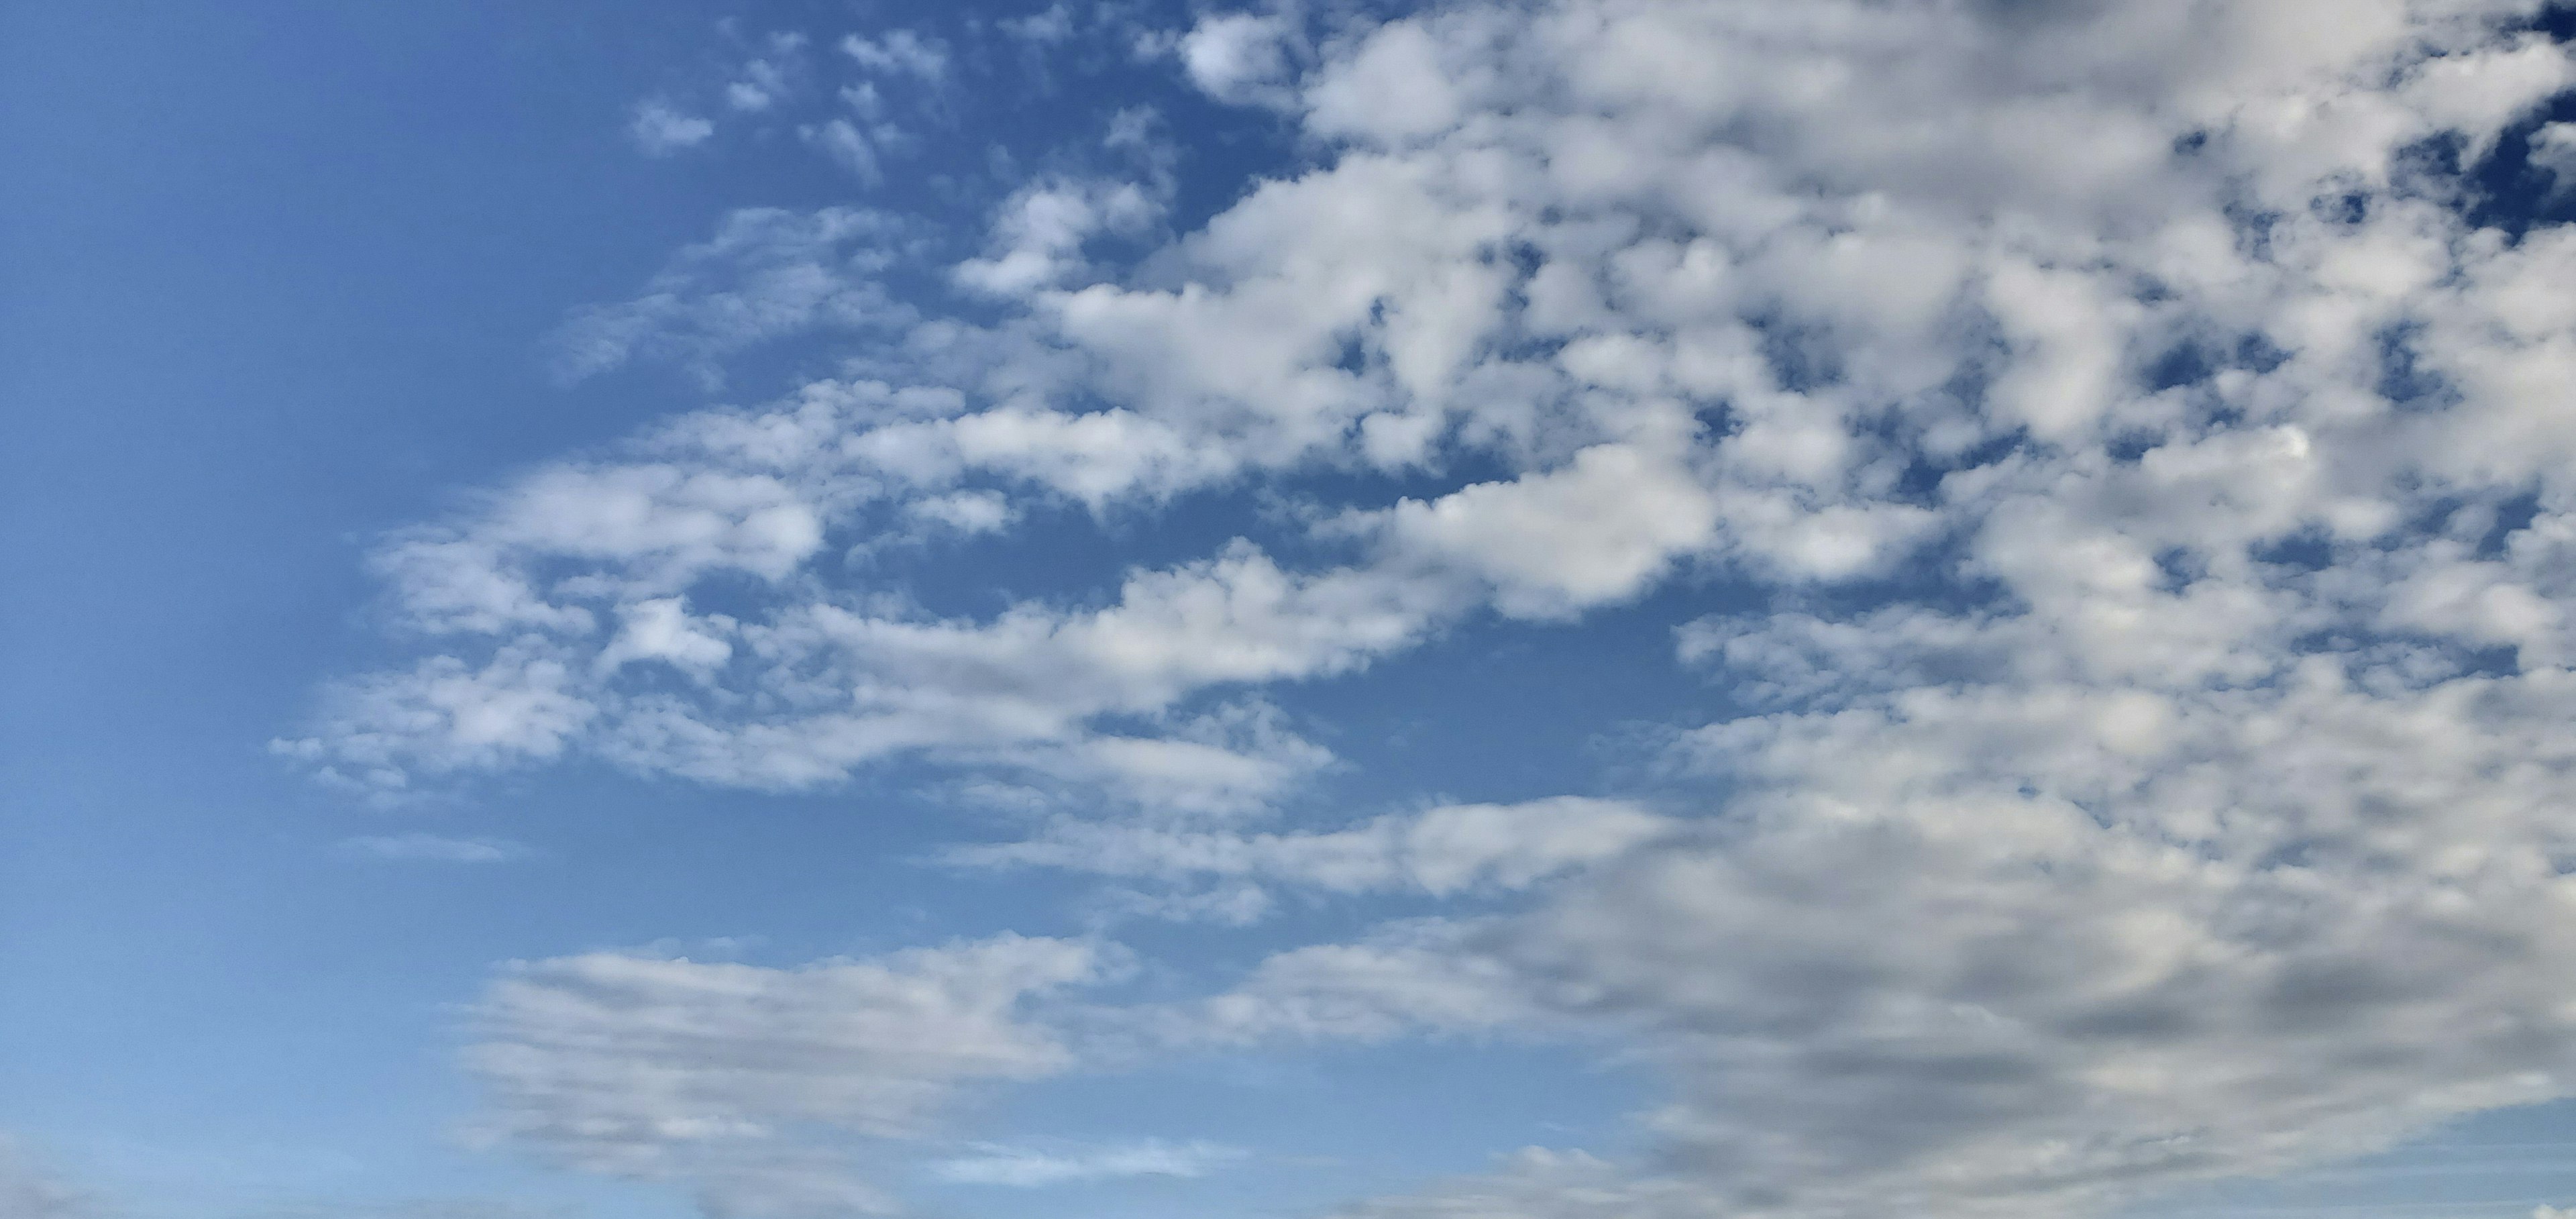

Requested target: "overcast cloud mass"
[{"left": 13, "top": 1, "right": 2576, "bottom": 1218}]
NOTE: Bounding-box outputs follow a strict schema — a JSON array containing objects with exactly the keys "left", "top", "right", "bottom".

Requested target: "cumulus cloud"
[
  {"left": 294, "top": 0, "right": 2576, "bottom": 1215},
  {"left": 2536, "top": 121, "right": 2576, "bottom": 197},
  {"left": 951, "top": 177, "right": 1164, "bottom": 299},
  {"left": 627, "top": 101, "right": 714, "bottom": 156},
  {"left": 1178, "top": 13, "right": 1299, "bottom": 105}
]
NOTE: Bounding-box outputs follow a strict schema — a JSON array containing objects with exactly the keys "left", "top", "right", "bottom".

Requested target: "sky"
[{"left": 9, "top": 1, "right": 2576, "bottom": 1217}]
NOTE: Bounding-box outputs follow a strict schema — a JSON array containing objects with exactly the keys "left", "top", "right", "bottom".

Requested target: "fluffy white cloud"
[
  {"left": 2537, "top": 121, "right": 2576, "bottom": 195},
  {"left": 466, "top": 935, "right": 1113, "bottom": 1217},
  {"left": 952, "top": 178, "right": 1163, "bottom": 299},
  {"left": 1178, "top": 13, "right": 1299, "bottom": 106}
]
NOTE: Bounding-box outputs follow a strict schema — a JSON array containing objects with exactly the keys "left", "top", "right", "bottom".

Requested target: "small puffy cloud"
[
  {"left": 338, "top": 833, "right": 530, "bottom": 863},
  {"left": 952, "top": 178, "right": 1163, "bottom": 299},
  {"left": 803, "top": 117, "right": 885, "bottom": 183},
  {"left": 1178, "top": 13, "right": 1297, "bottom": 105},
  {"left": 2534, "top": 121, "right": 2576, "bottom": 197},
  {"left": 626, "top": 100, "right": 714, "bottom": 156},
  {"left": 928, "top": 1139, "right": 1243, "bottom": 1187},
  {"left": 726, "top": 52, "right": 796, "bottom": 113},
  {"left": 900, "top": 490, "right": 1014, "bottom": 536},
  {"left": 595, "top": 598, "right": 734, "bottom": 676},
  {"left": 1304, "top": 20, "right": 1481, "bottom": 143},
  {"left": 277, "top": 645, "right": 596, "bottom": 793}
]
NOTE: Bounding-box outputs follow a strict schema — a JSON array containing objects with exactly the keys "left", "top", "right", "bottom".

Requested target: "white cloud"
[
  {"left": 627, "top": 101, "right": 714, "bottom": 156},
  {"left": 928, "top": 1138, "right": 1243, "bottom": 1187},
  {"left": 339, "top": 833, "right": 530, "bottom": 863},
  {"left": 900, "top": 490, "right": 1013, "bottom": 537},
  {"left": 596, "top": 598, "right": 735, "bottom": 676},
  {"left": 466, "top": 935, "right": 1114, "bottom": 1217},
  {"left": 302, "top": 1, "right": 2576, "bottom": 1214},
  {"left": 841, "top": 31, "right": 948, "bottom": 83},
  {"left": 2536, "top": 121, "right": 2576, "bottom": 197},
  {"left": 1178, "top": 13, "right": 1298, "bottom": 106},
  {"left": 952, "top": 797, "right": 1673, "bottom": 903},
  {"left": 1368, "top": 441, "right": 1723, "bottom": 618},
  {"left": 727, "top": 54, "right": 795, "bottom": 113},
  {"left": 278, "top": 645, "right": 596, "bottom": 792},
  {"left": 952, "top": 178, "right": 1163, "bottom": 299}
]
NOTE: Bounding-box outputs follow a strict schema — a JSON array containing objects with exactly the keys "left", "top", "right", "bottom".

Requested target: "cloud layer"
[{"left": 280, "top": 0, "right": 2576, "bottom": 1215}]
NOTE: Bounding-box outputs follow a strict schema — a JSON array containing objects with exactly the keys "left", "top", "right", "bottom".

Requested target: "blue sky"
[{"left": 9, "top": 2, "right": 2576, "bottom": 1218}]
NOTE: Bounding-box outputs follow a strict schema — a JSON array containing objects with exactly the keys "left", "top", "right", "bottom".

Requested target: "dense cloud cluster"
[{"left": 281, "top": 0, "right": 2576, "bottom": 1215}]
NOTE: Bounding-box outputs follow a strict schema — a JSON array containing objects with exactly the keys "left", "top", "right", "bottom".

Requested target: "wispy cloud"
[
  {"left": 624, "top": 99, "right": 712, "bottom": 156},
  {"left": 338, "top": 833, "right": 528, "bottom": 863},
  {"left": 930, "top": 1139, "right": 1245, "bottom": 1187}
]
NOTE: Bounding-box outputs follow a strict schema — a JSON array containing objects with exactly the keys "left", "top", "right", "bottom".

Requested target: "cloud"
[
  {"left": 2536, "top": 121, "right": 2576, "bottom": 197},
  {"left": 548, "top": 207, "right": 914, "bottom": 384},
  {"left": 803, "top": 118, "right": 885, "bottom": 184},
  {"left": 465, "top": 935, "right": 1115, "bottom": 1217},
  {"left": 0, "top": 1137, "right": 101, "bottom": 1219},
  {"left": 951, "top": 177, "right": 1165, "bottom": 299},
  {"left": 1177, "top": 13, "right": 1299, "bottom": 106},
  {"left": 950, "top": 797, "right": 1674, "bottom": 904},
  {"left": 840, "top": 31, "right": 948, "bottom": 83},
  {"left": 928, "top": 1138, "right": 1244, "bottom": 1187},
  {"left": 237, "top": 1202, "right": 573, "bottom": 1219},
  {"left": 339, "top": 833, "right": 530, "bottom": 863},
  {"left": 627, "top": 101, "right": 714, "bottom": 156},
  {"left": 292, "top": 0, "right": 2576, "bottom": 1214}
]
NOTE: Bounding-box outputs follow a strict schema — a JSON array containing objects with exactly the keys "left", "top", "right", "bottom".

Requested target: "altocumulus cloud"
[{"left": 277, "top": 0, "right": 2576, "bottom": 1216}]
